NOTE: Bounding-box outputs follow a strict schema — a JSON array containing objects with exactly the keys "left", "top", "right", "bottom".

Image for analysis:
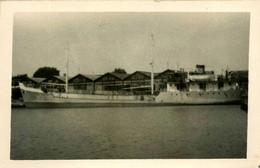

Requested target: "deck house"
[
  {"left": 186, "top": 65, "right": 234, "bottom": 92},
  {"left": 187, "top": 67, "right": 217, "bottom": 91}
]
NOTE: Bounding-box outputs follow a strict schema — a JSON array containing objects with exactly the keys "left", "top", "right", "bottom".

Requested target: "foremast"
[
  {"left": 65, "top": 42, "right": 69, "bottom": 93},
  {"left": 150, "top": 34, "right": 155, "bottom": 95}
]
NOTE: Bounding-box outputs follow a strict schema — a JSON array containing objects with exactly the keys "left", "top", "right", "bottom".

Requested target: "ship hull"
[
  {"left": 19, "top": 83, "right": 242, "bottom": 108},
  {"left": 23, "top": 101, "right": 241, "bottom": 108},
  {"left": 23, "top": 102, "right": 160, "bottom": 108},
  {"left": 155, "top": 89, "right": 242, "bottom": 105}
]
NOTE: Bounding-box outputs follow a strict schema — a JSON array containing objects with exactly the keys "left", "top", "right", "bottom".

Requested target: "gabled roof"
[
  {"left": 158, "top": 69, "right": 177, "bottom": 73},
  {"left": 109, "top": 72, "right": 128, "bottom": 80},
  {"left": 229, "top": 70, "right": 248, "bottom": 79},
  {"left": 27, "top": 77, "right": 46, "bottom": 83},
  {"left": 81, "top": 74, "right": 101, "bottom": 81},
  {"left": 45, "top": 76, "right": 72, "bottom": 83},
  {"left": 138, "top": 71, "right": 152, "bottom": 77},
  {"left": 124, "top": 71, "right": 160, "bottom": 80},
  {"left": 53, "top": 76, "right": 66, "bottom": 82},
  {"left": 95, "top": 72, "right": 129, "bottom": 81},
  {"left": 123, "top": 71, "right": 148, "bottom": 80},
  {"left": 69, "top": 74, "right": 101, "bottom": 82},
  {"left": 229, "top": 70, "right": 248, "bottom": 76},
  {"left": 155, "top": 69, "right": 179, "bottom": 78}
]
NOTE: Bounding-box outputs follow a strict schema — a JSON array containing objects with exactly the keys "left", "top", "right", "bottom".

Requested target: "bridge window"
[
  {"left": 198, "top": 83, "right": 206, "bottom": 91},
  {"left": 218, "top": 82, "right": 224, "bottom": 89}
]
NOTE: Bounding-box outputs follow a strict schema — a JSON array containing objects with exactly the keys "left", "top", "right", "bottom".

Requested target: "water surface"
[{"left": 11, "top": 105, "right": 247, "bottom": 159}]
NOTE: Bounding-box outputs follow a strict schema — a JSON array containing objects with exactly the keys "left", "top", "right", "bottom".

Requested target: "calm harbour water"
[{"left": 11, "top": 105, "right": 247, "bottom": 159}]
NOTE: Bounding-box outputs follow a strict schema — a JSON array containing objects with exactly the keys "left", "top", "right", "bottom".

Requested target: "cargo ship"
[
  {"left": 17, "top": 38, "right": 243, "bottom": 108},
  {"left": 19, "top": 76, "right": 242, "bottom": 108}
]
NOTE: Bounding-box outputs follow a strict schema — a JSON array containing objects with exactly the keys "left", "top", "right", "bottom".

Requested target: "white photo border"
[{"left": 0, "top": 1, "right": 260, "bottom": 168}]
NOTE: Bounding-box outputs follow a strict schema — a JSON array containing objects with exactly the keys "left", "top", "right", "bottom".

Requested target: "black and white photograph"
[
  {"left": 1, "top": 1, "right": 260, "bottom": 168},
  {"left": 11, "top": 11, "right": 249, "bottom": 159}
]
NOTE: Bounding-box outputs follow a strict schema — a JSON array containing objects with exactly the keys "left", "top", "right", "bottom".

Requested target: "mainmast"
[
  {"left": 65, "top": 42, "right": 69, "bottom": 93},
  {"left": 150, "top": 34, "right": 154, "bottom": 95}
]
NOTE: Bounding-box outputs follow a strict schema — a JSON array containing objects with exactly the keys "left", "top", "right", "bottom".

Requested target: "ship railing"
[{"left": 94, "top": 90, "right": 134, "bottom": 96}]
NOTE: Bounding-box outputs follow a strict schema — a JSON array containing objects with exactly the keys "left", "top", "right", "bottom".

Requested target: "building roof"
[
  {"left": 123, "top": 71, "right": 160, "bottom": 80},
  {"left": 109, "top": 72, "right": 129, "bottom": 80},
  {"left": 229, "top": 70, "right": 248, "bottom": 79},
  {"left": 27, "top": 77, "right": 46, "bottom": 83},
  {"left": 52, "top": 76, "right": 72, "bottom": 82},
  {"left": 229, "top": 70, "right": 248, "bottom": 76},
  {"left": 81, "top": 74, "right": 101, "bottom": 81},
  {"left": 68, "top": 74, "right": 101, "bottom": 82},
  {"left": 123, "top": 71, "right": 150, "bottom": 80},
  {"left": 95, "top": 72, "right": 129, "bottom": 81},
  {"left": 53, "top": 76, "right": 66, "bottom": 82},
  {"left": 133, "top": 71, "right": 159, "bottom": 77},
  {"left": 155, "top": 69, "right": 185, "bottom": 78},
  {"left": 137, "top": 71, "right": 151, "bottom": 77}
]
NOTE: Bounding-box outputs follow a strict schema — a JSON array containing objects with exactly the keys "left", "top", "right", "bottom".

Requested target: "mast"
[
  {"left": 65, "top": 42, "right": 69, "bottom": 93},
  {"left": 150, "top": 34, "right": 154, "bottom": 95}
]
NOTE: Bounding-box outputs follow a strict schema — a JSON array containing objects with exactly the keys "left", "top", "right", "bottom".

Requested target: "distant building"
[
  {"left": 12, "top": 75, "right": 46, "bottom": 88},
  {"left": 155, "top": 69, "right": 187, "bottom": 92},
  {"left": 94, "top": 72, "right": 128, "bottom": 94},
  {"left": 123, "top": 71, "right": 156, "bottom": 95},
  {"left": 124, "top": 71, "right": 151, "bottom": 86},
  {"left": 228, "top": 71, "right": 248, "bottom": 84},
  {"left": 15, "top": 65, "right": 246, "bottom": 95},
  {"left": 21, "top": 77, "right": 46, "bottom": 88},
  {"left": 41, "top": 75, "right": 68, "bottom": 92},
  {"left": 68, "top": 74, "right": 100, "bottom": 93}
]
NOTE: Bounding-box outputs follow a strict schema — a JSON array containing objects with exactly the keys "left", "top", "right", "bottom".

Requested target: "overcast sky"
[{"left": 12, "top": 12, "right": 249, "bottom": 76}]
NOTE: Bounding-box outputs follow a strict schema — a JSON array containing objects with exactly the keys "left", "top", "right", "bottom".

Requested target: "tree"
[
  {"left": 12, "top": 74, "right": 28, "bottom": 86},
  {"left": 113, "top": 68, "right": 127, "bottom": 74},
  {"left": 33, "top": 67, "right": 60, "bottom": 78}
]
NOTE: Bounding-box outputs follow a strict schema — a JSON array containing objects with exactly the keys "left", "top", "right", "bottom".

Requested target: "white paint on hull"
[
  {"left": 155, "top": 90, "right": 242, "bottom": 104},
  {"left": 19, "top": 82, "right": 242, "bottom": 108}
]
